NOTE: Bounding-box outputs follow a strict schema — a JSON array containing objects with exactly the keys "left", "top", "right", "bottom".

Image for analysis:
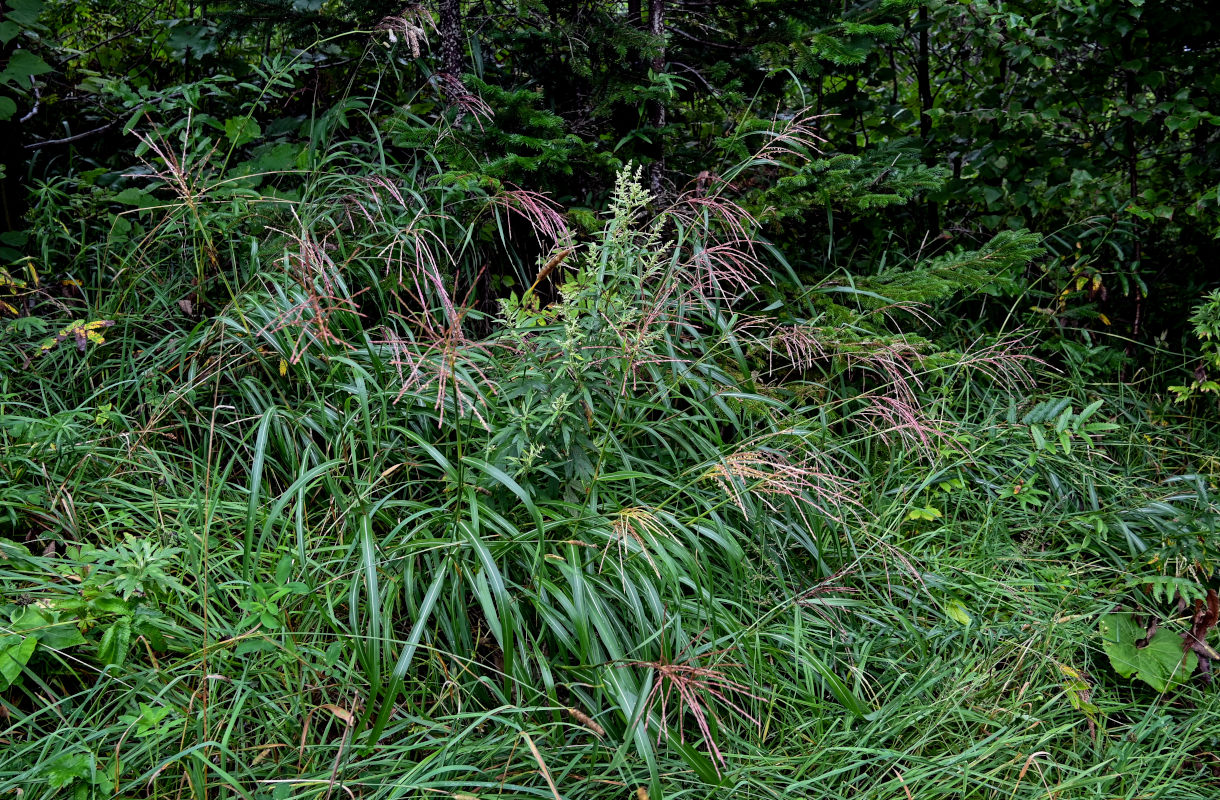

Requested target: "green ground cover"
[{"left": 3, "top": 4, "right": 1220, "bottom": 798}]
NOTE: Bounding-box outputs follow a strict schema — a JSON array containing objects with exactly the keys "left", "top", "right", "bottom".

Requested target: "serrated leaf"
[
  {"left": 1077, "top": 399, "right": 1105, "bottom": 424},
  {"left": 43, "top": 751, "right": 92, "bottom": 790},
  {"left": 167, "top": 21, "right": 218, "bottom": 57},
  {"left": 128, "top": 702, "right": 173, "bottom": 736},
  {"left": 1099, "top": 613, "right": 1197, "bottom": 692},
  {"left": 98, "top": 616, "right": 132, "bottom": 667}
]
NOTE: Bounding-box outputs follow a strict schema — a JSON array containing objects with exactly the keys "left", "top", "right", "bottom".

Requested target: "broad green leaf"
[
  {"left": 4, "top": 0, "right": 46, "bottom": 27},
  {"left": 249, "top": 142, "right": 302, "bottom": 173},
  {"left": 90, "top": 594, "right": 131, "bottom": 615},
  {"left": 43, "top": 751, "right": 92, "bottom": 790},
  {"left": 0, "top": 634, "right": 36, "bottom": 689},
  {"left": 224, "top": 116, "right": 261, "bottom": 147},
  {"left": 1077, "top": 399, "right": 1106, "bottom": 425},
  {"left": 1099, "top": 613, "right": 1197, "bottom": 693},
  {"left": 0, "top": 49, "right": 52, "bottom": 87},
  {"left": 0, "top": 95, "right": 16, "bottom": 121},
  {"left": 276, "top": 553, "right": 293, "bottom": 585},
  {"left": 37, "top": 619, "right": 87, "bottom": 649},
  {"left": 119, "top": 702, "right": 174, "bottom": 738},
  {"left": 906, "top": 506, "right": 942, "bottom": 521},
  {"left": 112, "top": 187, "right": 153, "bottom": 206},
  {"left": 0, "top": 537, "right": 31, "bottom": 557},
  {"left": 7, "top": 606, "right": 82, "bottom": 648},
  {"left": 98, "top": 616, "right": 132, "bottom": 667},
  {"left": 945, "top": 599, "right": 972, "bottom": 627},
  {"left": 135, "top": 613, "right": 168, "bottom": 651},
  {"left": 166, "top": 22, "right": 218, "bottom": 57}
]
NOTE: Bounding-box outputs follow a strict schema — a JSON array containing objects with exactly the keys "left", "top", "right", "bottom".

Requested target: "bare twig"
[{"left": 25, "top": 121, "right": 117, "bottom": 150}]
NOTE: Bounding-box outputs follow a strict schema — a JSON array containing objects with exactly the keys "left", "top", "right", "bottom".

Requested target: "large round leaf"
[{"left": 1099, "top": 613, "right": 1197, "bottom": 693}]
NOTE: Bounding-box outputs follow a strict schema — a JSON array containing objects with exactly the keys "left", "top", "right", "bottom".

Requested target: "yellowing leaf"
[
  {"left": 905, "top": 506, "right": 943, "bottom": 521},
  {"left": 37, "top": 319, "right": 115, "bottom": 354},
  {"left": 1056, "top": 663, "right": 1100, "bottom": 722},
  {"left": 279, "top": 358, "right": 288, "bottom": 376},
  {"left": 1057, "top": 663, "right": 1085, "bottom": 681},
  {"left": 944, "top": 599, "right": 972, "bottom": 627}
]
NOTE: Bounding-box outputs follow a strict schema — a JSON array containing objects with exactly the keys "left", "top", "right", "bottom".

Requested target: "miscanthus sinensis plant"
[
  {"left": 16, "top": 83, "right": 1220, "bottom": 799},
  {"left": 335, "top": 164, "right": 872, "bottom": 770},
  {"left": 282, "top": 158, "right": 1045, "bottom": 780},
  {"left": 1, "top": 116, "right": 1052, "bottom": 796}
]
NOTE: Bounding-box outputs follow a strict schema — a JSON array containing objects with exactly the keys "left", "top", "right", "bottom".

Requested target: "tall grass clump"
[{"left": 4, "top": 44, "right": 1220, "bottom": 800}]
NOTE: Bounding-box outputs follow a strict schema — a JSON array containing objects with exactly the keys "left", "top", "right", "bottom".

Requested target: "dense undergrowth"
[{"left": 4, "top": 45, "right": 1220, "bottom": 800}]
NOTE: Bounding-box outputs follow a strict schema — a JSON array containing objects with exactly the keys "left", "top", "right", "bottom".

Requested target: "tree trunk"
[
  {"left": 916, "top": 4, "right": 939, "bottom": 236},
  {"left": 1123, "top": 29, "right": 1142, "bottom": 344},
  {"left": 917, "top": 6, "right": 932, "bottom": 144},
  {"left": 647, "top": 0, "right": 666, "bottom": 199},
  {"left": 439, "top": 0, "right": 464, "bottom": 76}
]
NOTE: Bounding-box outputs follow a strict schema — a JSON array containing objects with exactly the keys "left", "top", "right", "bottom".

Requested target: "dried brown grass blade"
[{"left": 522, "top": 731, "right": 563, "bottom": 800}]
